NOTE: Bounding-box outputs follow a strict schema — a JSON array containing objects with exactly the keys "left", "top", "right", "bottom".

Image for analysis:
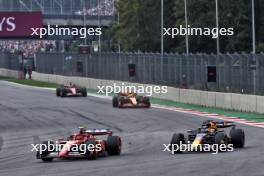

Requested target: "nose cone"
[
  {"left": 59, "top": 141, "right": 76, "bottom": 157},
  {"left": 58, "top": 149, "right": 68, "bottom": 157},
  {"left": 130, "top": 97, "right": 137, "bottom": 105},
  {"left": 191, "top": 133, "right": 206, "bottom": 149},
  {"left": 70, "top": 88, "right": 77, "bottom": 95}
]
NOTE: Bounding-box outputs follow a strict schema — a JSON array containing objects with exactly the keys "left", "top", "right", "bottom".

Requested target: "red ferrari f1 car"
[
  {"left": 36, "top": 127, "right": 122, "bottom": 162},
  {"left": 112, "top": 92, "right": 150, "bottom": 108},
  {"left": 56, "top": 83, "right": 87, "bottom": 97}
]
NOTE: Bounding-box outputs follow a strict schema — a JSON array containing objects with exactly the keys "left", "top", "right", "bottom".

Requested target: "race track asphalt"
[{"left": 0, "top": 81, "right": 263, "bottom": 176}]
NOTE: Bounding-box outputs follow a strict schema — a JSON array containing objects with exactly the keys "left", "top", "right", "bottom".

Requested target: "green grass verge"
[
  {"left": 0, "top": 77, "right": 60, "bottom": 88},
  {"left": 1, "top": 76, "right": 263, "bottom": 122},
  {"left": 0, "top": 76, "right": 11, "bottom": 79}
]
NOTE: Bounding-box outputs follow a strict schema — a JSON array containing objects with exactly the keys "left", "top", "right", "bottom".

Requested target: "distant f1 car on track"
[
  {"left": 36, "top": 127, "right": 122, "bottom": 162},
  {"left": 56, "top": 83, "right": 87, "bottom": 97},
  {"left": 170, "top": 120, "right": 245, "bottom": 153},
  {"left": 112, "top": 92, "right": 150, "bottom": 108}
]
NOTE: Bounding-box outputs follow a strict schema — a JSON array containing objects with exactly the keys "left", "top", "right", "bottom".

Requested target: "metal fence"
[
  {"left": 0, "top": 52, "right": 20, "bottom": 71},
  {"left": 32, "top": 52, "right": 264, "bottom": 95},
  {"left": 0, "top": 51, "right": 263, "bottom": 95}
]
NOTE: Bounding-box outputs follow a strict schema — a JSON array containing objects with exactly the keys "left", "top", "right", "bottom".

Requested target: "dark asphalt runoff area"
[{"left": 0, "top": 81, "right": 263, "bottom": 176}]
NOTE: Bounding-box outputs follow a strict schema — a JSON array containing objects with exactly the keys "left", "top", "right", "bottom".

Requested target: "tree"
[
  {"left": 109, "top": 0, "right": 160, "bottom": 52},
  {"left": 109, "top": 0, "right": 263, "bottom": 53}
]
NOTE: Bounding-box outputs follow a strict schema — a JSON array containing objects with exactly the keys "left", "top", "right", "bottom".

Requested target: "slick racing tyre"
[
  {"left": 112, "top": 96, "right": 118, "bottom": 107},
  {"left": 170, "top": 133, "right": 185, "bottom": 154},
  {"left": 83, "top": 140, "right": 98, "bottom": 160},
  {"left": 56, "top": 88, "right": 61, "bottom": 97},
  {"left": 106, "top": 136, "right": 122, "bottom": 155},
  {"left": 214, "top": 132, "right": 228, "bottom": 145},
  {"left": 36, "top": 141, "right": 55, "bottom": 162},
  {"left": 214, "top": 132, "right": 229, "bottom": 152},
  {"left": 81, "top": 88, "right": 87, "bottom": 97},
  {"left": 230, "top": 129, "right": 245, "bottom": 148},
  {"left": 144, "top": 97, "right": 151, "bottom": 108},
  {"left": 60, "top": 88, "right": 66, "bottom": 97},
  {"left": 118, "top": 97, "right": 125, "bottom": 108},
  {"left": 136, "top": 96, "right": 143, "bottom": 102}
]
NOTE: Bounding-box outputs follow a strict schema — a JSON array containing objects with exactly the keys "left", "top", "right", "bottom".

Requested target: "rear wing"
[
  {"left": 85, "top": 129, "right": 113, "bottom": 136},
  {"left": 216, "top": 121, "right": 235, "bottom": 128}
]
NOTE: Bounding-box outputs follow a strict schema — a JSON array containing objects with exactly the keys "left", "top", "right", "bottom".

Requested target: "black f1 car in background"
[
  {"left": 112, "top": 92, "right": 151, "bottom": 108},
  {"left": 36, "top": 127, "right": 122, "bottom": 162},
  {"left": 56, "top": 83, "right": 87, "bottom": 97},
  {"left": 170, "top": 120, "right": 245, "bottom": 153}
]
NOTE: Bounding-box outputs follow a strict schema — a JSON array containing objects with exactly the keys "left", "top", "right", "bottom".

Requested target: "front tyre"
[
  {"left": 112, "top": 96, "right": 118, "bottom": 107},
  {"left": 60, "top": 88, "right": 66, "bottom": 97},
  {"left": 144, "top": 97, "right": 151, "bottom": 108},
  {"left": 56, "top": 88, "right": 61, "bottom": 97},
  {"left": 214, "top": 132, "right": 229, "bottom": 152},
  {"left": 83, "top": 140, "right": 98, "bottom": 160},
  {"left": 170, "top": 133, "right": 185, "bottom": 154},
  {"left": 81, "top": 88, "right": 87, "bottom": 97},
  {"left": 36, "top": 141, "right": 54, "bottom": 162},
  {"left": 118, "top": 97, "right": 125, "bottom": 108}
]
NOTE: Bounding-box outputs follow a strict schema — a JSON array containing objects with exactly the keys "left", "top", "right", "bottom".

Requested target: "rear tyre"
[
  {"left": 112, "top": 96, "right": 118, "bottom": 107},
  {"left": 56, "top": 88, "right": 60, "bottom": 97},
  {"left": 36, "top": 141, "right": 54, "bottom": 162},
  {"left": 106, "top": 136, "right": 122, "bottom": 155},
  {"left": 170, "top": 133, "right": 185, "bottom": 154},
  {"left": 230, "top": 129, "right": 245, "bottom": 148},
  {"left": 83, "top": 140, "right": 98, "bottom": 160}
]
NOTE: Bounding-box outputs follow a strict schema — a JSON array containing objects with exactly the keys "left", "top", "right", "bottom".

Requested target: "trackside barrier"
[
  {"left": 0, "top": 69, "right": 263, "bottom": 114},
  {"left": 0, "top": 68, "right": 19, "bottom": 78},
  {"left": 31, "top": 71, "right": 264, "bottom": 114}
]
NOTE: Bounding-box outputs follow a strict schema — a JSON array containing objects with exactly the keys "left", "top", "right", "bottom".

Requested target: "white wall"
[{"left": 0, "top": 68, "right": 19, "bottom": 78}]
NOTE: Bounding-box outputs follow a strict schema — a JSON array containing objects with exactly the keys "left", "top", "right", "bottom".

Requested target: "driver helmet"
[
  {"left": 79, "top": 126, "right": 86, "bottom": 134},
  {"left": 206, "top": 121, "right": 217, "bottom": 132},
  {"left": 128, "top": 92, "right": 136, "bottom": 97}
]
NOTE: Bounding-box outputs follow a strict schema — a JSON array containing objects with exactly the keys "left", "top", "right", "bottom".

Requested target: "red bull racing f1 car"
[
  {"left": 36, "top": 127, "right": 122, "bottom": 162},
  {"left": 170, "top": 120, "right": 245, "bottom": 153},
  {"left": 56, "top": 83, "right": 87, "bottom": 97},
  {"left": 112, "top": 92, "right": 150, "bottom": 108}
]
